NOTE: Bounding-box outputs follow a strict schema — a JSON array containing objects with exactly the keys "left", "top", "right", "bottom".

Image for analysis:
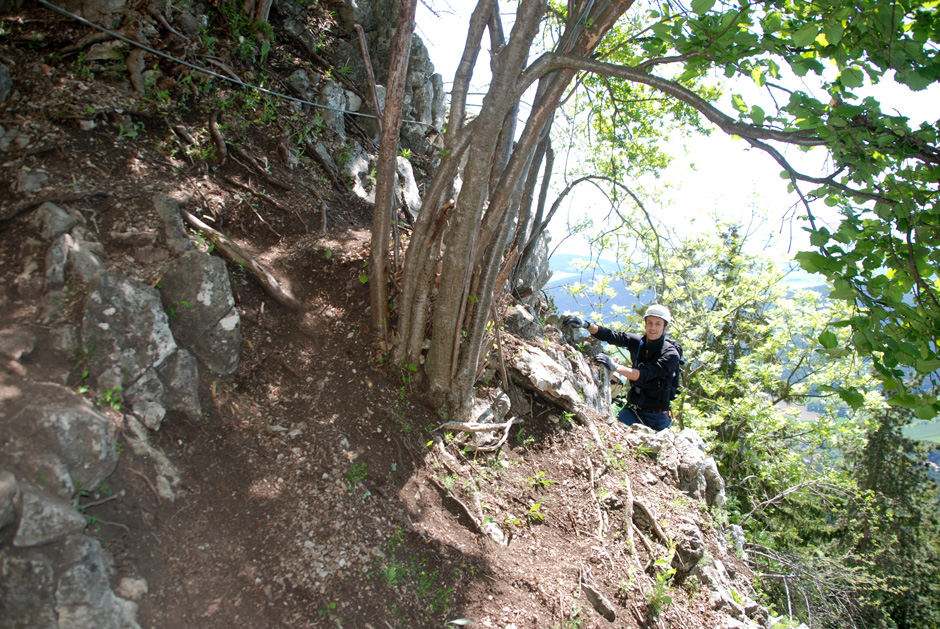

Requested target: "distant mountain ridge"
[{"left": 545, "top": 251, "right": 827, "bottom": 324}]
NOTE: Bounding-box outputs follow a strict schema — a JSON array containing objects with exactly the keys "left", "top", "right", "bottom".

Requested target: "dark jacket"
[{"left": 593, "top": 326, "right": 680, "bottom": 411}]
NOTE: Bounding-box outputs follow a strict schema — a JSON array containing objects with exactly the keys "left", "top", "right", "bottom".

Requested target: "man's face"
[{"left": 645, "top": 316, "right": 667, "bottom": 340}]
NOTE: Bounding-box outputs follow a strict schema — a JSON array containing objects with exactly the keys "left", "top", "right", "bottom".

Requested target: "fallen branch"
[
  {"left": 127, "top": 468, "right": 162, "bottom": 507},
  {"left": 633, "top": 522, "right": 654, "bottom": 558},
  {"left": 435, "top": 418, "right": 520, "bottom": 453},
  {"left": 428, "top": 474, "right": 506, "bottom": 545},
  {"left": 580, "top": 567, "right": 617, "bottom": 622},
  {"left": 230, "top": 144, "right": 291, "bottom": 190},
  {"left": 79, "top": 490, "right": 123, "bottom": 509},
  {"left": 305, "top": 138, "right": 344, "bottom": 191},
  {"left": 738, "top": 480, "right": 819, "bottom": 527},
  {"left": 181, "top": 209, "right": 300, "bottom": 310},
  {"left": 222, "top": 175, "right": 295, "bottom": 217},
  {"left": 469, "top": 419, "right": 517, "bottom": 453},
  {"left": 573, "top": 407, "right": 605, "bottom": 450},
  {"left": 587, "top": 457, "right": 607, "bottom": 539},
  {"left": 621, "top": 474, "right": 636, "bottom": 553},
  {"left": 205, "top": 57, "right": 244, "bottom": 83}
]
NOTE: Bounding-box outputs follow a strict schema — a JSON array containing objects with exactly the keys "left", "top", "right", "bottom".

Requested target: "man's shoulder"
[
  {"left": 664, "top": 337, "right": 682, "bottom": 351},
  {"left": 662, "top": 337, "right": 682, "bottom": 359}
]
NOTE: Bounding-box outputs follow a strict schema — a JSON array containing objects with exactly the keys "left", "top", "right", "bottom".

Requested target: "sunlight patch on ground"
[{"left": 248, "top": 477, "right": 285, "bottom": 500}]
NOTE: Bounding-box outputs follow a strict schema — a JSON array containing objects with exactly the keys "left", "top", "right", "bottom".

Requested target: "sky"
[{"left": 414, "top": 2, "right": 939, "bottom": 277}]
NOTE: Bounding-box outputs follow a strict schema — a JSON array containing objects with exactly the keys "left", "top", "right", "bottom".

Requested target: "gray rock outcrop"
[
  {"left": 0, "top": 369, "right": 139, "bottom": 628},
  {"left": 3, "top": 187, "right": 237, "bottom": 627},
  {"left": 159, "top": 250, "right": 241, "bottom": 377}
]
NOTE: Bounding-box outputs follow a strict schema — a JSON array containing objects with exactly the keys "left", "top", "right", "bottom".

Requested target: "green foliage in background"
[{"left": 565, "top": 208, "right": 939, "bottom": 627}]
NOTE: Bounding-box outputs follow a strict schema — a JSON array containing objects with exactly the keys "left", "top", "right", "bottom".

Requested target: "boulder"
[
  {"left": 33, "top": 202, "right": 78, "bottom": 239},
  {"left": 152, "top": 194, "right": 193, "bottom": 256},
  {"left": 55, "top": 535, "right": 142, "bottom": 629},
  {"left": 510, "top": 345, "right": 584, "bottom": 412},
  {"left": 159, "top": 251, "right": 240, "bottom": 376},
  {"left": 503, "top": 304, "right": 544, "bottom": 341},
  {"left": 81, "top": 271, "right": 177, "bottom": 386},
  {"left": 0, "top": 373, "right": 117, "bottom": 498},
  {"left": 672, "top": 519, "right": 706, "bottom": 576},
  {"left": 396, "top": 156, "right": 422, "bottom": 221},
  {"left": 0, "top": 470, "right": 19, "bottom": 530},
  {"left": 0, "top": 550, "right": 58, "bottom": 628},
  {"left": 514, "top": 231, "right": 553, "bottom": 302},
  {"left": 13, "top": 484, "right": 87, "bottom": 547}
]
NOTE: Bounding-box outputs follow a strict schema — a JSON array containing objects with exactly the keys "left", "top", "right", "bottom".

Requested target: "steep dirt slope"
[{"left": 0, "top": 4, "right": 763, "bottom": 628}]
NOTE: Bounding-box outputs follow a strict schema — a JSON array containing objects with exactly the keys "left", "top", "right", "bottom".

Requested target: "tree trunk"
[
  {"left": 370, "top": 0, "right": 418, "bottom": 347},
  {"left": 394, "top": 0, "right": 634, "bottom": 418}
]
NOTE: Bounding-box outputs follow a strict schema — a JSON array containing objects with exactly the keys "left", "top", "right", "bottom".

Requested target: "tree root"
[
  {"left": 435, "top": 417, "right": 521, "bottom": 453},
  {"left": 180, "top": 209, "right": 300, "bottom": 310},
  {"left": 222, "top": 176, "right": 307, "bottom": 227},
  {"left": 428, "top": 474, "right": 506, "bottom": 545},
  {"left": 634, "top": 499, "right": 671, "bottom": 548},
  {"left": 209, "top": 110, "right": 226, "bottom": 165}
]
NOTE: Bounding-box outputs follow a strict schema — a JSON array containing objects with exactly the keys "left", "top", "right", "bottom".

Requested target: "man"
[{"left": 563, "top": 305, "right": 679, "bottom": 431}]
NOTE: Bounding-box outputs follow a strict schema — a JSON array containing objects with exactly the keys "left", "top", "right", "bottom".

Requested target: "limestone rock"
[
  {"left": 81, "top": 271, "right": 177, "bottom": 386},
  {"left": 13, "top": 484, "right": 87, "bottom": 547},
  {"left": 159, "top": 251, "right": 240, "bottom": 376},
  {"left": 504, "top": 304, "right": 544, "bottom": 341},
  {"left": 34, "top": 202, "right": 78, "bottom": 239},
  {"left": 0, "top": 550, "right": 58, "bottom": 628},
  {"left": 0, "top": 470, "right": 19, "bottom": 530}
]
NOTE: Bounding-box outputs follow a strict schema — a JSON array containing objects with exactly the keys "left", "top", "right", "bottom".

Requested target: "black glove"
[
  {"left": 562, "top": 315, "right": 593, "bottom": 329},
  {"left": 595, "top": 353, "right": 618, "bottom": 371}
]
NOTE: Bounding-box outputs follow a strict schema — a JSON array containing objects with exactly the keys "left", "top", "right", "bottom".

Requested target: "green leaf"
[
  {"left": 792, "top": 24, "right": 819, "bottom": 48},
  {"left": 768, "top": 60, "right": 781, "bottom": 79},
  {"left": 914, "top": 358, "right": 940, "bottom": 374},
  {"left": 794, "top": 251, "right": 830, "bottom": 273},
  {"left": 914, "top": 404, "right": 937, "bottom": 420},
  {"left": 896, "top": 69, "right": 933, "bottom": 91},
  {"left": 690, "top": 0, "right": 715, "bottom": 14},
  {"left": 823, "top": 22, "right": 844, "bottom": 45},
  {"left": 751, "top": 68, "right": 765, "bottom": 87},
  {"left": 818, "top": 331, "right": 838, "bottom": 349},
  {"left": 750, "top": 105, "right": 765, "bottom": 126},
  {"left": 762, "top": 12, "right": 783, "bottom": 33},
  {"left": 809, "top": 229, "right": 830, "bottom": 247},
  {"left": 731, "top": 94, "right": 748, "bottom": 113},
  {"left": 828, "top": 289, "right": 857, "bottom": 301},
  {"left": 651, "top": 22, "right": 674, "bottom": 43},
  {"left": 359, "top": 273, "right": 368, "bottom": 284},
  {"left": 839, "top": 67, "right": 864, "bottom": 88},
  {"left": 837, "top": 386, "right": 866, "bottom": 408},
  {"left": 789, "top": 58, "right": 808, "bottom": 77}
]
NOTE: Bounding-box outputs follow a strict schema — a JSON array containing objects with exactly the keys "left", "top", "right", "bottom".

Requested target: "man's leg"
[
  {"left": 617, "top": 405, "right": 641, "bottom": 426},
  {"left": 639, "top": 410, "right": 671, "bottom": 431}
]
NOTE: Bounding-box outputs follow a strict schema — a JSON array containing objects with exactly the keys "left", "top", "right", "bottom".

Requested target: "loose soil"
[{"left": 0, "top": 4, "right": 756, "bottom": 628}]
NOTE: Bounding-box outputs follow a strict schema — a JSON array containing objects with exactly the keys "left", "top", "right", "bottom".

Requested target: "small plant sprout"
[
  {"left": 526, "top": 470, "right": 556, "bottom": 489},
  {"left": 97, "top": 387, "right": 123, "bottom": 411},
  {"left": 346, "top": 462, "right": 367, "bottom": 489},
  {"left": 526, "top": 503, "right": 545, "bottom": 523}
]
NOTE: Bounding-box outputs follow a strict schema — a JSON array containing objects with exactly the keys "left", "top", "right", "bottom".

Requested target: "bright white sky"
[{"left": 414, "top": 2, "right": 939, "bottom": 270}]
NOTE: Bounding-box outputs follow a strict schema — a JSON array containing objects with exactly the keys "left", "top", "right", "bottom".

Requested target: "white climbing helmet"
[{"left": 644, "top": 304, "right": 671, "bottom": 324}]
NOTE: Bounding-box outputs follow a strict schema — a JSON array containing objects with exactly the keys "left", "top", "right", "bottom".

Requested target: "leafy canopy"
[{"left": 547, "top": 0, "right": 940, "bottom": 416}]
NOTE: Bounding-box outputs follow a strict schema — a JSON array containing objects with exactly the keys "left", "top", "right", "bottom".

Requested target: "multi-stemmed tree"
[{"left": 370, "top": 0, "right": 940, "bottom": 423}]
